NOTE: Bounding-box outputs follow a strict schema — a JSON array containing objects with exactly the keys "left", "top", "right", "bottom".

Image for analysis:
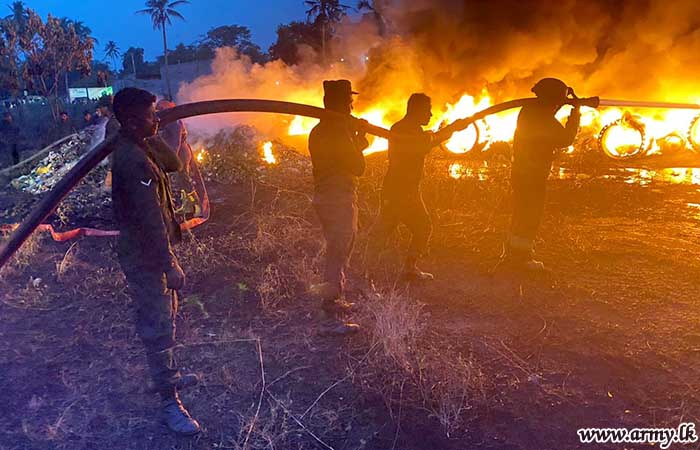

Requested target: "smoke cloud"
[{"left": 176, "top": 0, "right": 700, "bottom": 141}]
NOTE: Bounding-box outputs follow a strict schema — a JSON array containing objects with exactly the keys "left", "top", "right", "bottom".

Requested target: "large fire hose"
[
  {"left": 2, "top": 98, "right": 543, "bottom": 269},
  {"left": 3, "top": 95, "right": 697, "bottom": 269}
]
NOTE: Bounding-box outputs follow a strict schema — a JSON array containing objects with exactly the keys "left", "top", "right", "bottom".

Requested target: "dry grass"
[
  {"left": 55, "top": 241, "right": 79, "bottom": 281},
  {"left": 0, "top": 230, "right": 42, "bottom": 280},
  {"left": 257, "top": 263, "right": 284, "bottom": 311},
  {"left": 417, "top": 353, "right": 486, "bottom": 438},
  {"left": 0, "top": 132, "right": 513, "bottom": 448},
  {"left": 356, "top": 287, "right": 486, "bottom": 437},
  {"left": 363, "top": 289, "right": 425, "bottom": 371}
]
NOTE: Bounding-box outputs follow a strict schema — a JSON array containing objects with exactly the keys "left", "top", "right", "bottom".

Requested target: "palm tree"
[
  {"left": 104, "top": 41, "right": 121, "bottom": 72},
  {"left": 5, "top": 1, "right": 28, "bottom": 31},
  {"left": 59, "top": 18, "right": 97, "bottom": 44},
  {"left": 136, "top": 0, "right": 189, "bottom": 100},
  {"left": 304, "top": 0, "right": 351, "bottom": 64},
  {"left": 72, "top": 21, "right": 96, "bottom": 43},
  {"left": 357, "top": 0, "right": 386, "bottom": 35}
]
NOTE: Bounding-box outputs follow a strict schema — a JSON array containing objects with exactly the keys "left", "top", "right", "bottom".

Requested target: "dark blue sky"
[{"left": 25, "top": 0, "right": 308, "bottom": 61}]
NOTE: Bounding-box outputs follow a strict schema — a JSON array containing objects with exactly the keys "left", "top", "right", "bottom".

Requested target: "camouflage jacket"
[
  {"left": 309, "top": 118, "right": 368, "bottom": 191},
  {"left": 111, "top": 131, "right": 183, "bottom": 271}
]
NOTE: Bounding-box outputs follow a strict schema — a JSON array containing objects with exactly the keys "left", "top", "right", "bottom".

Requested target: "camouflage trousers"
[
  {"left": 313, "top": 184, "right": 358, "bottom": 294},
  {"left": 120, "top": 263, "right": 180, "bottom": 396}
]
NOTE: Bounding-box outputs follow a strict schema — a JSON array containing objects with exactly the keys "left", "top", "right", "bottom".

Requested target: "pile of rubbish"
[
  {"left": 0, "top": 123, "right": 307, "bottom": 237},
  {"left": 1, "top": 126, "right": 113, "bottom": 229},
  {"left": 10, "top": 129, "right": 102, "bottom": 195}
]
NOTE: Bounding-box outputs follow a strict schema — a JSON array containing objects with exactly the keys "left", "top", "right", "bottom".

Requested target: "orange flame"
[
  {"left": 280, "top": 87, "right": 700, "bottom": 161},
  {"left": 262, "top": 141, "right": 277, "bottom": 164}
]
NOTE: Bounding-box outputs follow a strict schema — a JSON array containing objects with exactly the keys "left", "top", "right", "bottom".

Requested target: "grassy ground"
[{"left": 2, "top": 143, "right": 700, "bottom": 450}]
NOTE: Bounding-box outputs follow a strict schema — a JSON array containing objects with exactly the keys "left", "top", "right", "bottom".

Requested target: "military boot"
[
  {"left": 321, "top": 298, "right": 356, "bottom": 313},
  {"left": 524, "top": 252, "right": 546, "bottom": 272},
  {"left": 162, "top": 392, "right": 201, "bottom": 435},
  {"left": 501, "top": 235, "right": 547, "bottom": 273},
  {"left": 320, "top": 319, "right": 361, "bottom": 336},
  {"left": 403, "top": 265, "right": 434, "bottom": 281},
  {"left": 402, "top": 257, "right": 434, "bottom": 281},
  {"left": 492, "top": 236, "right": 527, "bottom": 273},
  {"left": 150, "top": 373, "right": 200, "bottom": 394}
]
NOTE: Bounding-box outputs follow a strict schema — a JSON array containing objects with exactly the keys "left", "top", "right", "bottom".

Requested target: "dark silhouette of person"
[
  {"left": 82, "top": 110, "right": 93, "bottom": 128},
  {"left": 96, "top": 70, "right": 107, "bottom": 87},
  {"left": 92, "top": 106, "right": 103, "bottom": 125},
  {"left": 54, "top": 111, "right": 76, "bottom": 140},
  {"left": 371, "top": 94, "right": 468, "bottom": 280},
  {"left": 499, "top": 78, "right": 581, "bottom": 272},
  {"left": 110, "top": 88, "right": 200, "bottom": 435},
  {"left": 0, "top": 112, "right": 20, "bottom": 166},
  {"left": 376, "top": 93, "right": 436, "bottom": 280},
  {"left": 308, "top": 79, "right": 369, "bottom": 335}
]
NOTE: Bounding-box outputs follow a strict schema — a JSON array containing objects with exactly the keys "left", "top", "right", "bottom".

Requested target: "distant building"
[
  {"left": 113, "top": 60, "right": 214, "bottom": 100},
  {"left": 114, "top": 75, "right": 165, "bottom": 98},
  {"left": 164, "top": 60, "right": 214, "bottom": 91}
]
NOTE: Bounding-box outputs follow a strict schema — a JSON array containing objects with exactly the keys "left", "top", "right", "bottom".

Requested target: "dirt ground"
[{"left": 2, "top": 151, "right": 700, "bottom": 450}]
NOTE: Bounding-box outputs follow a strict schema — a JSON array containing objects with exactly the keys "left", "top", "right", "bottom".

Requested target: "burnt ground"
[{"left": 2, "top": 152, "right": 700, "bottom": 450}]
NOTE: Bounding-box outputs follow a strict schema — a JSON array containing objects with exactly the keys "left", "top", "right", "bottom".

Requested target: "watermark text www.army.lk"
[{"left": 578, "top": 423, "right": 698, "bottom": 449}]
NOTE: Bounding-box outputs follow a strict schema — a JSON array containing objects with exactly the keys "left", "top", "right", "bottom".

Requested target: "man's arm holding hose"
[
  {"left": 353, "top": 116, "right": 468, "bottom": 149},
  {"left": 429, "top": 118, "right": 472, "bottom": 145}
]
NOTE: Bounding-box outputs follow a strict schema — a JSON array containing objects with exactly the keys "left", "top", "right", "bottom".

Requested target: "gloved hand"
[{"left": 566, "top": 87, "right": 600, "bottom": 108}]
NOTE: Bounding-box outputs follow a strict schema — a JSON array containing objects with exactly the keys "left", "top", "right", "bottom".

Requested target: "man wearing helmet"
[{"left": 499, "top": 78, "right": 581, "bottom": 272}]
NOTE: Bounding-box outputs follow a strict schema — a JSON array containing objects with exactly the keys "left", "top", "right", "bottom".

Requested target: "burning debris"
[
  {"left": 598, "top": 112, "right": 646, "bottom": 159},
  {"left": 168, "top": 0, "right": 700, "bottom": 170},
  {"left": 261, "top": 141, "right": 277, "bottom": 164},
  {"left": 195, "top": 148, "right": 207, "bottom": 163}
]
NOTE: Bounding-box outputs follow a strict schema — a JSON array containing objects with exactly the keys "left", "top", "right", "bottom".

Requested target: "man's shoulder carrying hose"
[{"left": 0, "top": 97, "right": 542, "bottom": 269}]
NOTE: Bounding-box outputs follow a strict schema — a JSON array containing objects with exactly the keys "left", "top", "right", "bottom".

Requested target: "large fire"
[
  {"left": 262, "top": 141, "right": 277, "bottom": 164},
  {"left": 281, "top": 91, "right": 700, "bottom": 160}
]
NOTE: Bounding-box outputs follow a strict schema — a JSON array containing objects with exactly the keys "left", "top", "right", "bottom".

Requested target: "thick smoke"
[
  {"left": 177, "top": 0, "right": 700, "bottom": 139},
  {"left": 376, "top": 0, "right": 700, "bottom": 100}
]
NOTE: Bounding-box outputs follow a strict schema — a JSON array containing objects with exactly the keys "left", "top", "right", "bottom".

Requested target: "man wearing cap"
[
  {"left": 498, "top": 78, "right": 581, "bottom": 272},
  {"left": 308, "top": 79, "right": 369, "bottom": 334},
  {"left": 110, "top": 87, "right": 201, "bottom": 435}
]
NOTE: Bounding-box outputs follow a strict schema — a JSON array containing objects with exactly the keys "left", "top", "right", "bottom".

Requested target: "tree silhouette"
[
  {"left": 136, "top": 0, "right": 189, "bottom": 100},
  {"left": 357, "top": 0, "right": 386, "bottom": 35},
  {"left": 304, "top": 0, "right": 351, "bottom": 64},
  {"left": 104, "top": 41, "right": 121, "bottom": 72},
  {"left": 5, "top": 1, "right": 28, "bottom": 31}
]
